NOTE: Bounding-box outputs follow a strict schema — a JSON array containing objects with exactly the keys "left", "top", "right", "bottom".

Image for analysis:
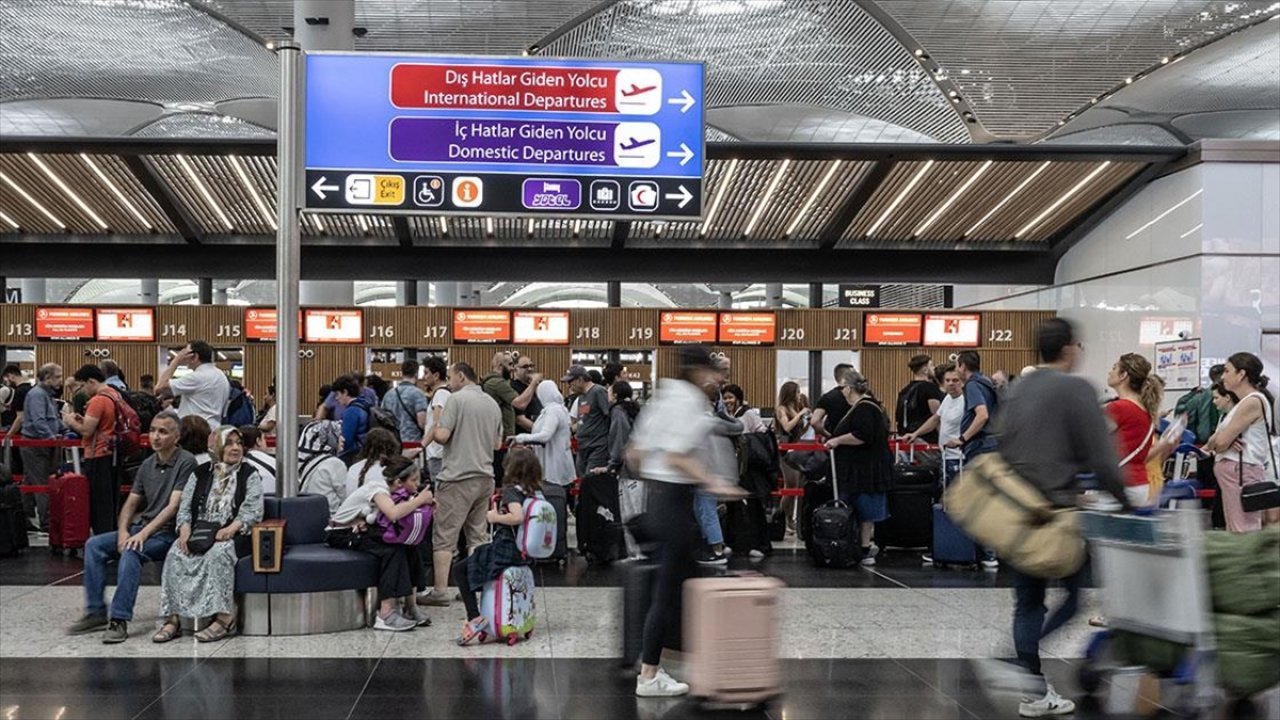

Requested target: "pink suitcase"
[{"left": 683, "top": 574, "right": 784, "bottom": 707}]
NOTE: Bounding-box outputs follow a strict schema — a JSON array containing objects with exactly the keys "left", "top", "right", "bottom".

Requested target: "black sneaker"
[
  {"left": 102, "top": 619, "right": 128, "bottom": 644},
  {"left": 696, "top": 549, "right": 728, "bottom": 566},
  {"left": 68, "top": 614, "right": 109, "bottom": 635}
]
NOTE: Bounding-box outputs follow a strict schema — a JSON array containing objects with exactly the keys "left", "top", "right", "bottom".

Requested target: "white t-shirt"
[
  {"left": 330, "top": 477, "right": 390, "bottom": 526},
  {"left": 170, "top": 363, "right": 231, "bottom": 429},
  {"left": 938, "top": 394, "right": 965, "bottom": 462},
  {"left": 629, "top": 379, "right": 713, "bottom": 485},
  {"left": 1223, "top": 391, "right": 1276, "bottom": 469},
  {"left": 345, "top": 459, "right": 385, "bottom": 497},
  {"left": 299, "top": 453, "right": 350, "bottom": 517},
  {"left": 244, "top": 448, "right": 278, "bottom": 495},
  {"left": 426, "top": 387, "right": 451, "bottom": 460}
]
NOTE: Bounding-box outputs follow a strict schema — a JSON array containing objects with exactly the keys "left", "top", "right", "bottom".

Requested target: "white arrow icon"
[
  {"left": 666, "top": 89, "right": 696, "bottom": 113},
  {"left": 311, "top": 176, "right": 339, "bottom": 200},
  {"left": 665, "top": 143, "right": 695, "bottom": 167},
  {"left": 664, "top": 185, "right": 693, "bottom": 209}
]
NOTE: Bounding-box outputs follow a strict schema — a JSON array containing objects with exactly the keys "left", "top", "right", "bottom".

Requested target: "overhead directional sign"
[{"left": 304, "top": 53, "right": 705, "bottom": 220}]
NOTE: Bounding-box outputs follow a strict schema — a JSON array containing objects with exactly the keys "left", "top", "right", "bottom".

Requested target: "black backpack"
[
  {"left": 123, "top": 390, "right": 162, "bottom": 433},
  {"left": 354, "top": 397, "right": 400, "bottom": 439}
]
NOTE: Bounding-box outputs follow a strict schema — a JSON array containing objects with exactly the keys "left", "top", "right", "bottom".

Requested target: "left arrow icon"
[{"left": 311, "top": 176, "right": 339, "bottom": 200}]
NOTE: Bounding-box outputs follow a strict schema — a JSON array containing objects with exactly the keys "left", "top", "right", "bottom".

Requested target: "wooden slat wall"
[
  {"left": 34, "top": 343, "right": 161, "bottom": 400},
  {"left": 242, "top": 344, "right": 276, "bottom": 411},
  {"left": 568, "top": 308, "right": 661, "bottom": 348},
  {"left": 980, "top": 310, "right": 1055, "bottom": 350},
  {"left": 654, "top": 347, "right": 776, "bottom": 410},
  {"left": 1, "top": 304, "right": 36, "bottom": 345},
  {"left": 299, "top": 345, "right": 367, "bottom": 415},
  {"left": 776, "top": 309, "right": 862, "bottom": 350},
  {"left": 156, "top": 305, "right": 245, "bottom": 346},
  {"left": 363, "top": 307, "right": 453, "bottom": 348}
]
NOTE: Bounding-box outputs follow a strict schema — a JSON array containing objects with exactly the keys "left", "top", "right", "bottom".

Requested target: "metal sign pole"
[{"left": 275, "top": 41, "right": 302, "bottom": 496}]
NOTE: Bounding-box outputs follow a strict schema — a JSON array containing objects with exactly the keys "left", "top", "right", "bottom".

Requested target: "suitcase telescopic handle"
[{"left": 829, "top": 447, "right": 839, "bottom": 500}]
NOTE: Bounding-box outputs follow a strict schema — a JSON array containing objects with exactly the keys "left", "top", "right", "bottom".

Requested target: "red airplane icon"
[{"left": 620, "top": 83, "right": 657, "bottom": 97}]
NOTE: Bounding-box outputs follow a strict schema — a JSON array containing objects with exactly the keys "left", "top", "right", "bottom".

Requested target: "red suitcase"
[
  {"left": 684, "top": 574, "right": 784, "bottom": 708},
  {"left": 48, "top": 472, "right": 91, "bottom": 552}
]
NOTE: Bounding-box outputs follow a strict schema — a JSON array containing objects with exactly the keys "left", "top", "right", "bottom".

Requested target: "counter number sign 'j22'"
[{"left": 303, "top": 54, "right": 705, "bottom": 220}]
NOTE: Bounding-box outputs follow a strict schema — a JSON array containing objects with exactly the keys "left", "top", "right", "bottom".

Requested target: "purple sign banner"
[
  {"left": 388, "top": 117, "right": 662, "bottom": 169},
  {"left": 522, "top": 178, "right": 582, "bottom": 211}
]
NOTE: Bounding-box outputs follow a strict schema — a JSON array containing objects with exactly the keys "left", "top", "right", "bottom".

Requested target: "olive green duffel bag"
[{"left": 943, "top": 453, "right": 1086, "bottom": 579}]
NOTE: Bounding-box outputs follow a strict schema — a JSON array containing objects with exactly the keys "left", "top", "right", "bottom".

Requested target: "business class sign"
[{"left": 304, "top": 53, "right": 705, "bottom": 220}]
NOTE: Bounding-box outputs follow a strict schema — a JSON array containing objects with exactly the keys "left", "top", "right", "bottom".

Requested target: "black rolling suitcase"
[
  {"left": 808, "top": 452, "right": 856, "bottom": 567},
  {"left": 799, "top": 477, "right": 833, "bottom": 553},
  {"left": 577, "top": 471, "right": 624, "bottom": 563},
  {"left": 0, "top": 478, "right": 28, "bottom": 557},
  {"left": 539, "top": 482, "right": 570, "bottom": 563},
  {"left": 877, "top": 447, "right": 940, "bottom": 550}
]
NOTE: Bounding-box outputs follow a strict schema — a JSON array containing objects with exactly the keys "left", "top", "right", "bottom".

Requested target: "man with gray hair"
[{"left": 19, "top": 363, "right": 65, "bottom": 533}]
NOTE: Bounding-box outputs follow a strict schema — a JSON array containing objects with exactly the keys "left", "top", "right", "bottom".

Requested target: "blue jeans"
[
  {"left": 1011, "top": 564, "right": 1086, "bottom": 679},
  {"left": 693, "top": 491, "right": 723, "bottom": 546},
  {"left": 84, "top": 523, "right": 176, "bottom": 622}
]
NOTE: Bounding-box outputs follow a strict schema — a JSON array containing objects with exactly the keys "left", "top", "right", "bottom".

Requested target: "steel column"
[{"left": 275, "top": 41, "right": 303, "bottom": 497}]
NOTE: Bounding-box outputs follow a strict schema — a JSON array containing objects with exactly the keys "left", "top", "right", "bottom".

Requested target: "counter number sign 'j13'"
[{"left": 304, "top": 54, "right": 705, "bottom": 220}]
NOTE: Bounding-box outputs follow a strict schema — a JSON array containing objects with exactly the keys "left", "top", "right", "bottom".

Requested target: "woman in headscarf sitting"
[
  {"left": 298, "top": 420, "right": 349, "bottom": 516},
  {"left": 154, "top": 426, "right": 264, "bottom": 643}
]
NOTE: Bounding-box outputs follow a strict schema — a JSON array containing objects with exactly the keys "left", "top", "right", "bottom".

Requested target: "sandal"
[
  {"left": 152, "top": 616, "right": 182, "bottom": 644},
  {"left": 195, "top": 616, "right": 238, "bottom": 643},
  {"left": 456, "top": 617, "right": 489, "bottom": 646}
]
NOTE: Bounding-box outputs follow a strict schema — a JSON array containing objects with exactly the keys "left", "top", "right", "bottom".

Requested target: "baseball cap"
[{"left": 561, "top": 365, "right": 590, "bottom": 382}]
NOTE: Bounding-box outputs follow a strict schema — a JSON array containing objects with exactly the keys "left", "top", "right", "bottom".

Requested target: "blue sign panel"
[{"left": 304, "top": 53, "right": 704, "bottom": 219}]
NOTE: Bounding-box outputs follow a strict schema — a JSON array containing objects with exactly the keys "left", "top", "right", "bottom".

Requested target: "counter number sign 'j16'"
[{"left": 304, "top": 54, "right": 705, "bottom": 220}]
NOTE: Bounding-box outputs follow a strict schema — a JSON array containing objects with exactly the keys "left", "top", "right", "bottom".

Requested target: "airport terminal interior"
[{"left": 1, "top": 1, "right": 1279, "bottom": 719}]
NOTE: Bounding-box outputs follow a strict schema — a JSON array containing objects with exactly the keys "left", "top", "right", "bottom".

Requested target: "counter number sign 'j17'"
[{"left": 304, "top": 54, "right": 705, "bottom": 220}]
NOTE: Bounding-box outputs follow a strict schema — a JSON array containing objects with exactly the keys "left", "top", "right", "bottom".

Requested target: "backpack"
[
  {"left": 102, "top": 387, "right": 143, "bottom": 457},
  {"left": 897, "top": 381, "right": 932, "bottom": 436},
  {"left": 354, "top": 397, "right": 399, "bottom": 439},
  {"left": 123, "top": 390, "right": 162, "bottom": 433},
  {"left": 223, "top": 387, "right": 256, "bottom": 427},
  {"left": 376, "top": 486, "right": 432, "bottom": 545},
  {"left": 515, "top": 491, "right": 558, "bottom": 559}
]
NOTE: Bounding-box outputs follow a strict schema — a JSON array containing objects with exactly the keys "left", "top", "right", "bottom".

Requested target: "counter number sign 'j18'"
[{"left": 303, "top": 54, "right": 705, "bottom": 220}]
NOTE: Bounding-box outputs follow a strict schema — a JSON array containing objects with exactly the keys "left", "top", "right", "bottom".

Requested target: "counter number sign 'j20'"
[{"left": 304, "top": 53, "right": 705, "bottom": 220}]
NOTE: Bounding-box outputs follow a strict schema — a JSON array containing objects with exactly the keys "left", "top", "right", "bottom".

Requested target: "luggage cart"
[{"left": 1077, "top": 510, "right": 1221, "bottom": 717}]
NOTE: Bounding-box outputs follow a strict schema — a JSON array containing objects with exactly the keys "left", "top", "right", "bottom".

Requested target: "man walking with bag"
[{"left": 976, "top": 318, "right": 1130, "bottom": 717}]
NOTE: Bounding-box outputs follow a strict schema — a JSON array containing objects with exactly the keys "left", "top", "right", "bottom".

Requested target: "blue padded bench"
[{"left": 235, "top": 494, "right": 379, "bottom": 636}]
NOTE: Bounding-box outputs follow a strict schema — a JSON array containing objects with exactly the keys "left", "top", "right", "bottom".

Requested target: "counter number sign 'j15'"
[{"left": 303, "top": 54, "right": 705, "bottom": 220}]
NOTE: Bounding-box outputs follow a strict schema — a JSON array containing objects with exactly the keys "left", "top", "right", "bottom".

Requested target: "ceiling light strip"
[
  {"left": 785, "top": 160, "right": 842, "bottom": 237},
  {"left": 0, "top": 170, "right": 65, "bottom": 228},
  {"left": 439, "top": 217, "right": 449, "bottom": 235},
  {"left": 175, "top": 155, "right": 234, "bottom": 231},
  {"left": 355, "top": 215, "right": 369, "bottom": 233},
  {"left": 914, "top": 160, "right": 993, "bottom": 237},
  {"left": 79, "top": 154, "right": 152, "bottom": 230},
  {"left": 1179, "top": 223, "right": 1204, "bottom": 239},
  {"left": 0, "top": 209, "right": 19, "bottom": 230},
  {"left": 866, "top": 160, "right": 935, "bottom": 238},
  {"left": 485, "top": 217, "right": 495, "bottom": 236},
  {"left": 228, "top": 155, "right": 277, "bottom": 231},
  {"left": 964, "top": 161, "right": 1052, "bottom": 238},
  {"left": 1016, "top": 162, "right": 1112, "bottom": 239},
  {"left": 700, "top": 158, "right": 740, "bottom": 236},
  {"left": 307, "top": 213, "right": 325, "bottom": 233},
  {"left": 743, "top": 159, "right": 791, "bottom": 238},
  {"left": 1124, "top": 189, "right": 1203, "bottom": 240},
  {"left": 27, "top": 153, "right": 107, "bottom": 230}
]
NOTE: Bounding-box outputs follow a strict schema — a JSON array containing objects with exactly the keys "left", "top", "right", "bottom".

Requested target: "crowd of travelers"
[{"left": 2, "top": 327, "right": 1277, "bottom": 707}]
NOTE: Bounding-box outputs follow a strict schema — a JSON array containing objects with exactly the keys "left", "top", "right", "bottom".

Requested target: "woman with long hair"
[
  {"left": 156, "top": 426, "right": 264, "bottom": 643},
  {"left": 345, "top": 427, "right": 402, "bottom": 496},
  {"left": 1205, "top": 352, "right": 1277, "bottom": 533},
  {"left": 774, "top": 381, "right": 809, "bottom": 535},
  {"left": 1105, "top": 353, "right": 1165, "bottom": 507}
]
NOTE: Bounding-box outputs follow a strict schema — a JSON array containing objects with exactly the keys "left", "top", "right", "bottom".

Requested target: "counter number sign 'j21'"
[{"left": 303, "top": 54, "right": 705, "bottom": 220}]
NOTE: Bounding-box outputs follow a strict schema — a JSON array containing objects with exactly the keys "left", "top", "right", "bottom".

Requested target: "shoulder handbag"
[
  {"left": 186, "top": 465, "right": 250, "bottom": 555},
  {"left": 1240, "top": 395, "right": 1280, "bottom": 512}
]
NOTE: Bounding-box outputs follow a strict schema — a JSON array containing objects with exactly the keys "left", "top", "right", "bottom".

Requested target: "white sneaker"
[
  {"left": 1018, "top": 687, "right": 1075, "bottom": 717},
  {"left": 635, "top": 667, "right": 690, "bottom": 698},
  {"left": 860, "top": 544, "right": 880, "bottom": 566},
  {"left": 373, "top": 611, "right": 417, "bottom": 632},
  {"left": 748, "top": 549, "right": 765, "bottom": 560},
  {"left": 982, "top": 557, "right": 1000, "bottom": 570},
  {"left": 403, "top": 604, "right": 432, "bottom": 627}
]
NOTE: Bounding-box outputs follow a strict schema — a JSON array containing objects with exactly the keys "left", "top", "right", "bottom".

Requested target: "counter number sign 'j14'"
[{"left": 304, "top": 54, "right": 705, "bottom": 220}]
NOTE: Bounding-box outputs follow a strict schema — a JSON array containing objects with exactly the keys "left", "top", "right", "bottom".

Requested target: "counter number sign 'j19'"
[{"left": 304, "top": 54, "right": 705, "bottom": 220}]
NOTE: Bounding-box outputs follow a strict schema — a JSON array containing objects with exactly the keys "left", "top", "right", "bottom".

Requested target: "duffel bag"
[{"left": 943, "top": 453, "right": 1085, "bottom": 579}]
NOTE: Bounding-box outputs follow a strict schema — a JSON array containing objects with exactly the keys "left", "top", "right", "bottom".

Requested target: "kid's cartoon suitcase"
[{"left": 480, "top": 564, "right": 537, "bottom": 645}]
